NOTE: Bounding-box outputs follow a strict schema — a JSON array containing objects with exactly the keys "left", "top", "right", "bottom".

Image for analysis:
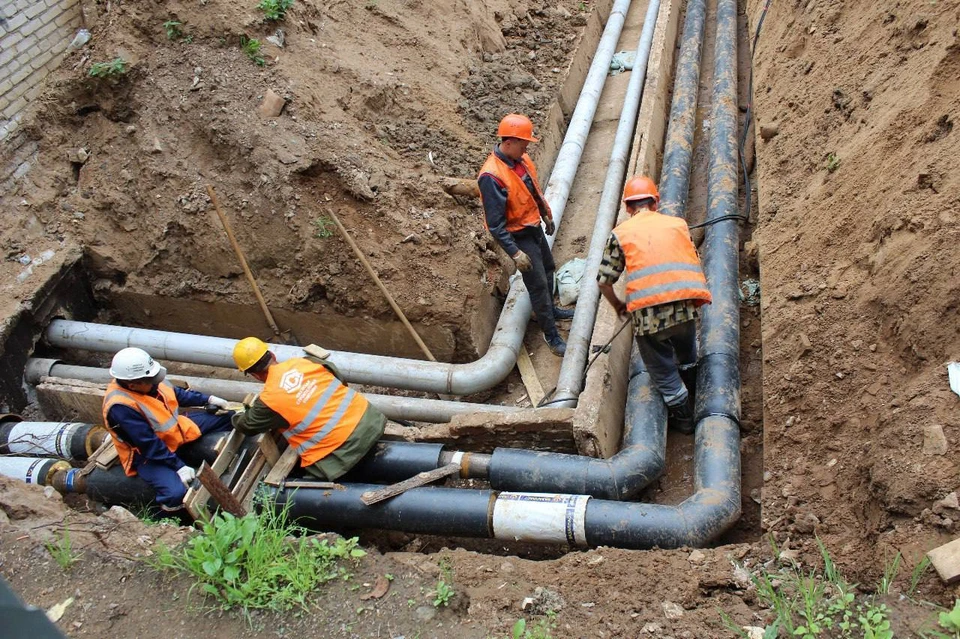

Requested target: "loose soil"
[{"left": 1, "top": 0, "right": 959, "bottom": 636}]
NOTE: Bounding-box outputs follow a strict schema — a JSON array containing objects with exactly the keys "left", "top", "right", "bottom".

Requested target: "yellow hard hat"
[{"left": 233, "top": 337, "right": 269, "bottom": 372}]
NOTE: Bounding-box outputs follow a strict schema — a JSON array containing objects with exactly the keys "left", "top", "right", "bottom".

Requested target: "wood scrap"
[{"left": 360, "top": 464, "right": 459, "bottom": 506}]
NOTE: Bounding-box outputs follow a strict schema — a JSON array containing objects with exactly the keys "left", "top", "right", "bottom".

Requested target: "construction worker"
[
  {"left": 102, "top": 347, "right": 234, "bottom": 513},
  {"left": 230, "top": 337, "right": 386, "bottom": 480},
  {"left": 597, "top": 176, "right": 712, "bottom": 432},
  {"left": 478, "top": 113, "right": 573, "bottom": 357}
]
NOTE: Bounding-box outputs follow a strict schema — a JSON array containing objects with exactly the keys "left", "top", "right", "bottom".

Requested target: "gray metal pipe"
[
  {"left": 42, "top": 0, "right": 635, "bottom": 397},
  {"left": 553, "top": 0, "right": 663, "bottom": 406},
  {"left": 268, "top": 0, "right": 743, "bottom": 548},
  {"left": 24, "top": 359, "right": 522, "bottom": 423}
]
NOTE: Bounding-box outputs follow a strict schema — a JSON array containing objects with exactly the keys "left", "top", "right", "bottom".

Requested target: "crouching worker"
[
  {"left": 102, "top": 347, "right": 234, "bottom": 514},
  {"left": 230, "top": 337, "right": 387, "bottom": 481}
]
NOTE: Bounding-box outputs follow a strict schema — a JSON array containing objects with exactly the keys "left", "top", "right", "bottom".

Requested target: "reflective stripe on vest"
[
  {"left": 478, "top": 151, "right": 544, "bottom": 233},
  {"left": 103, "top": 389, "right": 181, "bottom": 435},
  {"left": 259, "top": 359, "right": 368, "bottom": 467},
  {"left": 613, "top": 212, "right": 712, "bottom": 312}
]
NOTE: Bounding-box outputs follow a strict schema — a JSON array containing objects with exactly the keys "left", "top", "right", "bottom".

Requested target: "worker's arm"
[
  {"left": 597, "top": 233, "right": 628, "bottom": 316},
  {"left": 173, "top": 386, "right": 211, "bottom": 408},
  {"left": 107, "top": 405, "right": 185, "bottom": 470},
  {"left": 231, "top": 398, "right": 289, "bottom": 436},
  {"left": 478, "top": 173, "right": 520, "bottom": 258}
]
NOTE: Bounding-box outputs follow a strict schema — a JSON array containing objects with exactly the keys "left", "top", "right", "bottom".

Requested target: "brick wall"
[{"left": 0, "top": 0, "right": 83, "bottom": 142}]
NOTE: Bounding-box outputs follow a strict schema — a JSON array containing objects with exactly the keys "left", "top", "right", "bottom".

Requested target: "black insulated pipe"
[{"left": 339, "top": 442, "right": 446, "bottom": 484}]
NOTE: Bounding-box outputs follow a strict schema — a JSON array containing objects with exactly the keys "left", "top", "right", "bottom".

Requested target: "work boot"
[
  {"left": 553, "top": 307, "right": 575, "bottom": 320},
  {"left": 544, "top": 332, "right": 567, "bottom": 357},
  {"left": 667, "top": 398, "right": 695, "bottom": 434}
]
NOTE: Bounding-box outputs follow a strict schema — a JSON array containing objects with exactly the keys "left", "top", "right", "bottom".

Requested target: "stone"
[
  {"left": 259, "top": 89, "right": 287, "bottom": 118},
  {"left": 759, "top": 122, "right": 780, "bottom": 140},
  {"left": 415, "top": 605, "right": 437, "bottom": 621},
  {"left": 933, "top": 493, "right": 959, "bottom": 514},
  {"left": 102, "top": 505, "right": 138, "bottom": 523},
  {"left": 662, "top": 601, "right": 684, "bottom": 619},
  {"left": 744, "top": 627, "right": 766, "bottom": 639},
  {"left": 151, "top": 138, "right": 163, "bottom": 153},
  {"left": 688, "top": 549, "right": 706, "bottom": 564},
  {"left": 643, "top": 622, "right": 663, "bottom": 633},
  {"left": 923, "top": 424, "right": 948, "bottom": 456},
  {"left": 798, "top": 333, "right": 813, "bottom": 355},
  {"left": 67, "top": 148, "right": 89, "bottom": 164}
]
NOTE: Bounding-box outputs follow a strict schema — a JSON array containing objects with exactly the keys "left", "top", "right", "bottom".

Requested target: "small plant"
[
  {"left": 432, "top": 578, "right": 454, "bottom": 607},
  {"left": 45, "top": 529, "right": 81, "bottom": 571},
  {"left": 151, "top": 504, "right": 366, "bottom": 614},
  {"left": 258, "top": 0, "right": 294, "bottom": 20},
  {"left": 577, "top": 1, "right": 588, "bottom": 11},
  {"left": 364, "top": 0, "right": 378, "bottom": 9},
  {"left": 511, "top": 613, "right": 556, "bottom": 639},
  {"left": 825, "top": 152, "right": 841, "bottom": 173},
  {"left": 88, "top": 57, "right": 129, "bottom": 78},
  {"left": 313, "top": 215, "right": 334, "bottom": 238},
  {"left": 163, "top": 20, "right": 183, "bottom": 40},
  {"left": 240, "top": 36, "right": 265, "bottom": 66},
  {"left": 933, "top": 600, "right": 960, "bottom": 638},
  {"left": 878, "top": 552, "right": 901, "bottom": 595}
]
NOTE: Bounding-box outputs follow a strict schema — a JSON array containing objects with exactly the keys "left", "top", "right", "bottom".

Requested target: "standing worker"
[
  {"left": 478, "top": 113, "right": 573, "bottom": 357},
  {"left": 102, "top": 347, "right": 234, "bottom": 514},
  {"left": 597, "top": 176, "right": 712, "bottom": 432},
  {"left": 231, "top": 337, "right": 386, "bottom": 480}
]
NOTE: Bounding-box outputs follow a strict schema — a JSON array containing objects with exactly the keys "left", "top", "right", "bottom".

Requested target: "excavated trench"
[{"left": 0, "top": 0, "right": 764, "bottom": 555}]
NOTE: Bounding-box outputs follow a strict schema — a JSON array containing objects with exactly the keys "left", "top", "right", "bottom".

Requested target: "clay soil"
[{"left": 2, "top": 0, "right": 960, "bottom": 636}]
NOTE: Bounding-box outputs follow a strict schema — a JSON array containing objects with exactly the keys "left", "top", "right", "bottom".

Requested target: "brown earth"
[{"left": 2, "top": 0, "right": 960, "bottom": 636}]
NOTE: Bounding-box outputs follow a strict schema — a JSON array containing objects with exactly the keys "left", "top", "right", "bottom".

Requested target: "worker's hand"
[
  {"left": 542, "top": 216, "right": 556, "bottom": 236},
  {"left": 176, "top": 465, "right": 197, "bottom": 487},
  {"left": 512, "top": 250, "right": 533, "bottom": 273},
  {"left": 242, "top": 393, "right": 259, "bottom": 409},
  {"left": 207, "top": 395, "right": 230, "bottom": 409},
  {"left": 615, "top": 302, "right": 629, "bottom": 317}
]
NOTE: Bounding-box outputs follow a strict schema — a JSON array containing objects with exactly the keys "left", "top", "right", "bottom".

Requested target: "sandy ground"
[{"left": 1, "top": 0, "right": 959, "bottom": 636}]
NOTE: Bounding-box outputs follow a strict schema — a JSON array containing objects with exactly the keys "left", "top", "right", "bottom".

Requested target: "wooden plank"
[
  {"left": 928, "top": 537, "right": 960, "bottom": 584},
  {"left": 197, "top": 462, "right": 247, "bottom": 517},
  {"left": 259, "top": 432, "right": 283, "bottom": 465},
  {"left": 515, "top": 348, "right": 545, "bottom": 407},
  {"left": 184, "top": 429, "right": 246, "bottom": 521},
  {"left": 36, "top": 378, "right": 105, "bottom": 424},
  {"left": 360, "top": 464, "right": 460, "bottom": 506},
  {"left": 282, "top": 480, "right": 340, "bottom": 489},
  {"left": 262, "top": 445, "right": 300, "bottom": 486}
]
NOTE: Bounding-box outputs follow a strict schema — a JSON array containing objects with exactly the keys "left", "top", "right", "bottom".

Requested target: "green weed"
[
  {"left": 163, "top": 20, "right": 183, "bottom": 40},
  {"left": 909, "top": 555, "right": 931, "bottom": 597},
  {"left": 45, "top": 529, "right": 81, "bottom": 570},
  {"left": 88, "top": 57, "right": 129, "bottom": 78},
  {"left": 878, "top": 551, "right": 901, "bottom": 595},
  {"left": 826, "top": 152, "right": 841, "bottom": 173},
  {"left": 432, "top": 578, "right": 454, "bottom": 607},
  {"left": 258, "top": 0, "right": 294, "bottom": 20},
  {"left": 934, "top": 600, "right": 960, "bottom": 638},
  {"left": 151, "top": 505, "right": 366, "bottom": 614},
  {"left": 313, "top": 215, "right": 334, "bottom": 238},
  {"left": 240, "top": 36, "right": 265, "bottom": 66},
  {"left": 511, "top": 613, "right": 556, "bottom": 639}
]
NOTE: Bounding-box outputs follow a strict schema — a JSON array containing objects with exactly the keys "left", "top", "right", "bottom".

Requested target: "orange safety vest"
[
  {"left": 101, "top": 381, "right": 202, "bottom": 477},
  {"left": 478, "top": 151, "right": 546, "bottom": 232},
  {"left": 613, "top": 211, "right": 713, "bottom": 312},
  {"left": 258, "top": 358, "right": 369, "bottom": 467}
]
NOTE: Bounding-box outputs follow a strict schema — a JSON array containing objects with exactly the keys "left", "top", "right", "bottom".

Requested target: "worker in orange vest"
[
  {"left": 597, "top": 176, "right": 712, "bottom": 432},
  {"left": 230, "top": 337, "right": 386, "bottom": 480},
  {"left": 478, "top": 113, "right": 573, "bottom": 357},
  {"left": 102, "top": 348, "right": 234, "bottom": 512}
]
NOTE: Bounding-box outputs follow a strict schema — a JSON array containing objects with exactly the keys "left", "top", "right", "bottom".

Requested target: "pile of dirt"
[{"left": 0, "top": 0, "right": 590, "bottom": 357}]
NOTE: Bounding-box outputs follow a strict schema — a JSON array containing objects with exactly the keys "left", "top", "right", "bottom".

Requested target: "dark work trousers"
[
  {"left": 634, "top": 320, "right": 698, "bottom": 406},
  {"left": 512, "top": 226, "right": 558, "bottom": 339},
  {"left": 134, "top": 411, "right": 234, "bottom": 511}
]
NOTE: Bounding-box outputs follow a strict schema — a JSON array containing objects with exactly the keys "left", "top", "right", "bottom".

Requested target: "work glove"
[
  {"left": 542, "top": 216, "right": 556, "bottom": 236},
  {"left": 207, "top": 395, "right": 230, "bottom": 409},
  {"left": 512, "top": 250, "right": 533, "bottom": 273},
  {"left": 176, "top": 465, "right": 197, "bottom": 487}
]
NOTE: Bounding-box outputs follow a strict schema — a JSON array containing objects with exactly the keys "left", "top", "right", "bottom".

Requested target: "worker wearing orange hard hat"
[
  {"left": 230, "top": 337, "right": 386, "bottom": 480},
  {"left": 477, "top": 113, "right": 572, "bottom": 357},
  {"left": 597, "top": 176, "right": 712, "bottom": 433}
]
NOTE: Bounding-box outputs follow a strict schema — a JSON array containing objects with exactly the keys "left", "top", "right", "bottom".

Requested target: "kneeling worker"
[
  {"left": 231, "top": 337, "right": 386, "bottom": 480},
  {"left": 102, "top": 347, "right": 234, "bottom": 513}
]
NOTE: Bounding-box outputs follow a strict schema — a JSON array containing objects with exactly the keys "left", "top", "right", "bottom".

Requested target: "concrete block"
[
  {"left": 928, "top": 537, "right": 960, "bottom": 584},
  {"left": 36, "top": 378, "right": 107, "bottom": 424},
  {"left": 0, "top": 42, "right": 18, "bottom": 66},
  {"left": 3, "top": 11, "right": 26, "bottom": 31},
  {"left": 24, "top": 3, "right": 48, "bottom": 20}
]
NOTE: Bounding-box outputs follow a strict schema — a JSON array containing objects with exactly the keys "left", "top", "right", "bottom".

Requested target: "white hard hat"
[{"left": 109, "top": 347, "right": 164, "bottom": 381}]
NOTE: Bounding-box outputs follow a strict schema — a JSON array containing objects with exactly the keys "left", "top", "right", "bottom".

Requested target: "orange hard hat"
[
  {"left": 497, "top": 114, "right": 539, "bottom": 142},
  {"left": 622, "top": 175, "right": 660, "bottom": 203}
]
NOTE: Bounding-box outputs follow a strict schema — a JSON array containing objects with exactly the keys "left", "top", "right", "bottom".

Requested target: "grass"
[
  {"left": 88, "top": 57, "right": 129, "bottom": 78},
  {"left": 431, "top": 556, "right": 455, "bottom": 607},
  {"left": 313, "top": 215, "right": 334, "bottom": 238},
  {"left": 45, "top": 529, "right": 81, "bottom": 570},
  {"left": 240, "top": 36, "right": 265, "bottom": 66},
  {"left": 163, "top": 20, "right": 183, "bottom": 40},
  {"left": 151, "top": 503, "right": 366, "bottom": 615},
  {"left": 258, "top": 0, "right": 294, "bottom": 20},
  {"left": 826, "top": 152, "right": 841, "bottom": 173}
]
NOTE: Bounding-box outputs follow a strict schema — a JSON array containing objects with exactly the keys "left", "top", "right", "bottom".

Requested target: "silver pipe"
[
  {"left": 552, "top": 0, "right": 663, "bottom": 406},
  {"left": 42, "top": 2, "right": 633, "bottom": 396},
  {"left": 24, "top": 359, "right": 521, "bottom": 423}
]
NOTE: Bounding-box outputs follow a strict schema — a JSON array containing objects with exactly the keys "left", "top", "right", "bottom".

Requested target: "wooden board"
[
  {"left": 259, "top": 432, "right": 283, "bottom": 465},
  {"left": 516, "top": 348, "right": 545, "bottom": 407},
  {"left": 360, "top": 464, "right": 460, "bottom": 506},
  {"left": 262, "top": 445, "right": 300, "bottom": 486},
  {"left": 197, "top": 462, "right": 247, "bottom": 517},
  {"left": 36, "top": 377, "right": 106, "bottom": 424},
  {"left": 928, "top": 537, "right": 960, "bottom": 584},
  {"left": 184, "top": 429, "right": 246, "bottom": 521}
]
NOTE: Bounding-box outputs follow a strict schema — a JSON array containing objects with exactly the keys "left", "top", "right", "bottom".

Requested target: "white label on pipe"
[
  {"left": 6, "top": 422, "right": 83, "bottom": 458},
  {"left": 450, "top": 452, "right": 465, "bottom": 466},
  {"left": 493, "top": 492, "right": 591, "bottom": 547},
  {"left": 0, "top": 456, "right": 50, "bottom": 484}
]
